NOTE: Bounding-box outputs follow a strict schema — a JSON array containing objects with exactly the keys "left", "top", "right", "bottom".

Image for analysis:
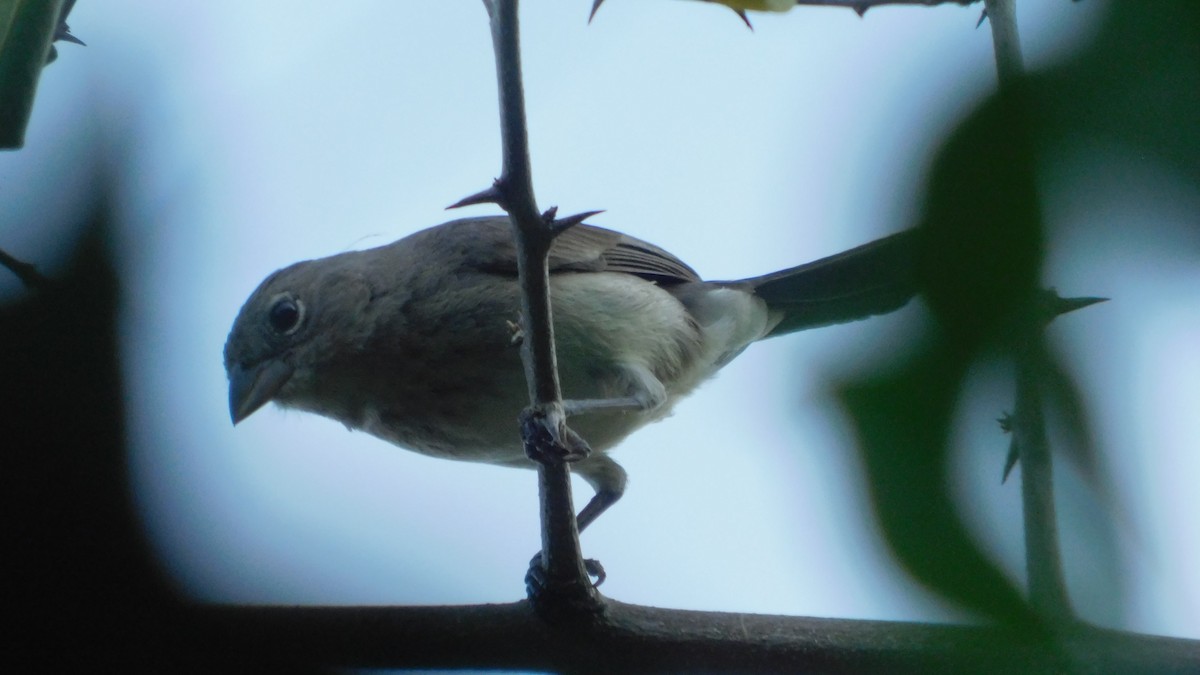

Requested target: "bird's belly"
[
  {"left": 350, "top": 358, "right": 681, "bottom": 469},
  {"left": 341, "top": 271, "right": 701, "bottom": 466}
]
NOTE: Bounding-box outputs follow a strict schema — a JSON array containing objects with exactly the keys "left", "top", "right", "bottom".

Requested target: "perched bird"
[{"left": 225, "top": 216, "right": 915, "bottom": 531}]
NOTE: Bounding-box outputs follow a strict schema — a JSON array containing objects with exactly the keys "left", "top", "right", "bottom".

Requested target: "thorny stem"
[
  {"left": 482, "top": 0, "right": 597, "bottom": 612},
  {"left": 588, "top": 0, "right": 982, "bottom": 23},
  {"left": 984, "top": 0, "right": 1071, "bottom": 620}
]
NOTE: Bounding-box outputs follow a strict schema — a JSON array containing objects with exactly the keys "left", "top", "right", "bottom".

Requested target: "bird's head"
[{"left": 223, "top": 253, "right": 375, "bottom": 425}]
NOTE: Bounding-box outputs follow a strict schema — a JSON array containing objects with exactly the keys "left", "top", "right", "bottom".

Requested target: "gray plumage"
[{"left": 224, "top": 216, "right": 915, "bottom": 529}]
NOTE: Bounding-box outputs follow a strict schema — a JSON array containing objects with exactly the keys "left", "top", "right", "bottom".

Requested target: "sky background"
[{"left": 2, "top": 0, "right": 1197, "bottom": 639}]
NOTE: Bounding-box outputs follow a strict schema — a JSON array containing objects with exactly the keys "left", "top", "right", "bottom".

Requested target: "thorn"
[
  {"left": 1002, "top": 436, "right": 1019, "bottom": 484},
  {"left": 447, "top": 182, "right": 503, "bottom": 210},
  {"left": 1052, "top": 295, "right": 1109, "bottom": 319},
  {"left": 735, "top": 9, "right": 753, "bottom": 30},
  {"left": 998, "top": 412, "right": 1017, "bottom": 484},
  {"left": 853, "top": 2, "right": 869, "bottom": 17},
  {"left": 550, "top": 210, "right": 605, "bottom": 235},
  {"left": 1039, "top": 288, "right": 1108, "bottom": 323},
  {"left": 541, "top": 206, "right": 559, "bottom": 223},
  {"left": 976, "top": 8, "right": 988, "bottom": 29},
  {"left": 56, "top": 26, "right": 86, "bottom": 45},
  {"left": 588, "top": 0, "right": 604, "bottom": 23},
  {"left": 55, "top": 0, "right": 85, "bottom": 46}
]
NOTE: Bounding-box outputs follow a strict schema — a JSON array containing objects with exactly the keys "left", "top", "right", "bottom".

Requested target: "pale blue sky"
[{"left": 3, "top": 0, "right": 1196, "bottom": 638}]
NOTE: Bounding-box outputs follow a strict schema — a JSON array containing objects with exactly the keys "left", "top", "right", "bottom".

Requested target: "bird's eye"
[{"left": 267, "top": 296, "right": 303, "bottom": 334}]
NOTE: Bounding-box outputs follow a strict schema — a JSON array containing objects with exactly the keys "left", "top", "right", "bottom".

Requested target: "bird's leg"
[
  {"left": 525, "top": 494, "right": 610, "bottom": 590},
  {"left": 526, "top": 455, "right": 626, "bottom": 591},
  {"left": 576, "top": 487, "right": 621, "bottom": 534},
  {"left": 525, "top": 360, "right": 653, "bottom": 596},
  {"left": 526, "top": 500, "right": 610, "bottom": 590},
  {"left": 562, "top": 361, "right": 667, "bottom": 416},
  {"left": 562, "top": 396, "right": 651, "bottom": 415}
]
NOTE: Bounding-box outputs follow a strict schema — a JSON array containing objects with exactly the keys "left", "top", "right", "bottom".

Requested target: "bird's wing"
[{"left": 457, "top": 216, "right": 701, "bottom": 284}]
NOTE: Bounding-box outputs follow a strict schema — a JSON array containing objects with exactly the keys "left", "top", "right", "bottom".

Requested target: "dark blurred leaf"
[
  {"left": 841, "top": 345, "right": 1037, "bottom": 626},
  {"left": 837, "top": 78, "right": 1045, "bottom": 625},
  {"left": 916, "top": 88, "right": 1042, "bottom": 352},
  {"left": 0, "top": 0, "right": 76, "bottom": 149},
  {"left": 837, "top": 0, "right": 1198, "bottom": 627},
  {"left": 1, "top": 184, "right": 320, "bottom": 672},
  {"left": 1032, "top": 1, "right": 1200, "bottom": 190}
]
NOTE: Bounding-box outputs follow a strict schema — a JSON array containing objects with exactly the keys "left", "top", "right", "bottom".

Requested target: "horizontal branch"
[
  {"left": 590, "top": 1, "right": 981, "bottom": 27},
  {"left": 792, "top": 0, "right": 978, "bottom": 13},
  {"left": 194, "top": 600, "right": 1199, "bottom": 673}
]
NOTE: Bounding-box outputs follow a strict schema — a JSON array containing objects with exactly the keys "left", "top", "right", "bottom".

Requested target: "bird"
[{"left": 225, "top": 216, "right": 916, "bottom": 533}]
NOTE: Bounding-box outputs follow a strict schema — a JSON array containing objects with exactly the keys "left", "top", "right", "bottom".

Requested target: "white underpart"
[
  {"left": 551, "top": 272, "right": 695, "bottom": 404},
  {"left": 674, "top": 286, "right": 776, "bottom": 393}
]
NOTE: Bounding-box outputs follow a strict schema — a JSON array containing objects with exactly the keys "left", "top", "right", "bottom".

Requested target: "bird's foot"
[
  {"left": 520, "top": 406, "right": 590, "bottom": 463},
  {"left": 506, "top": 318, "right": 524, "bottom": 346},
  {"left": 525, "top": 552, "right": 606, "bottom": 599}
]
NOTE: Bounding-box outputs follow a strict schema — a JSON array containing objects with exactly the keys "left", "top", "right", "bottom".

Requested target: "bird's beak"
[{"left": 228, "top": 359, "right": 295, "bottom": 425}]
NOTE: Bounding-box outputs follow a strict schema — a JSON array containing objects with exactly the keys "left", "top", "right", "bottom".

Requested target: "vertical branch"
[
  {"left": 486, "top": 0, "right": 562, "bottom": 409},
  {"left": 479, "top": 0, "right": 596, "bottom": 610},
  {"left": 1013, "top": 336, "right": 1072, "bottom": 619},
  {"left": 984, "top": 0, "right": 1024, "bottom": 84},
  {"left": 984, "top": 0, "right": 1072, "bottom": 620}
]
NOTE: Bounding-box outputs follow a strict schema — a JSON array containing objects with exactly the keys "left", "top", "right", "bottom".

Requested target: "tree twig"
[
  {"left": 983, "top": 0, "right": 1023, "bottom": 82},
  {"left": 472, "top": 0, "right": 598, "bottom": 614},
  {"left": 1012, "top": 329, "right": 1073, "bottom": 619},
  {"left": 588, "top": 0, "right": 981, "bottom": 23},
  {"left": 790, "top": 0, "right": 978, "bottom": 14},
  {"left": 982, "top": 0, "right": 1072, "bottom": 621},
  {"left": 0, "top": 246, "right": 52, "bottom": 290}
]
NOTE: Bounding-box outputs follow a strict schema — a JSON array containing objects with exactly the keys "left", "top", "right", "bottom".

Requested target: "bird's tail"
[{"left": 740, "top": 229, "right": 918, "bottom": 339}]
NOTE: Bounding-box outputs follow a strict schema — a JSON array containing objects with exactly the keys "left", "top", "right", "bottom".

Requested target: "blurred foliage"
[
  {"left": 838, "top": 0, "right": 1199, "bottom": 627},
  {"left": 0, "top": 0, "right": 79, "bottom": 149},
  {"left": 0, "top": 187, "right": 324, "bottom": 672}
]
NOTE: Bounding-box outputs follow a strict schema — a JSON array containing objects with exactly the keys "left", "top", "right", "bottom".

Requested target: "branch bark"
[{"left": 194, "top": 602, "right": 1200, "bottom": 673}]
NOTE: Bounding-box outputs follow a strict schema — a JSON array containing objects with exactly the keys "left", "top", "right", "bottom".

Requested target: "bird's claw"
[
  {"left": 506, "top": 318, "right": 524, "bottom": 346},
  {"left": 585, "top": 557, "right": 606, "bottom": 586},
  {"left": 525, "top": 552, "right": 606, "bottom": 599},
  {"left": 520, "top": 407, "right": 591, "bottom": 463}
]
